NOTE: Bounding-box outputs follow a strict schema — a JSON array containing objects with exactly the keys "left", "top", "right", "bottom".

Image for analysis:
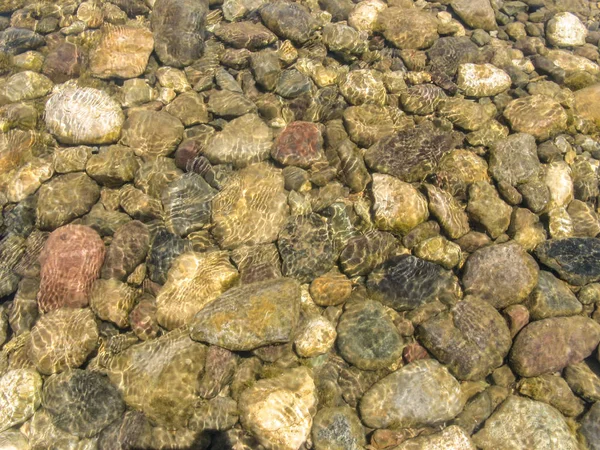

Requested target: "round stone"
[
  {"left": 546, "top": 12, "right": 587, "bottom": 48},
  {"left": 311, "top": 406, "right": 366, "bottom": 450},
  {"left": 0, "top": 369, "right": 42, "bottom": 432},
  {"left": 456, "top": 63, "right": 512, "bottom": 97},
  {"left": 503, "top": 95, "right": 568, "bottom": 141},
  {"left": 272, "top": 121, "right": 325, "bottom": 168},
  {"left": 294, "top": 315, "right": 337, "bottom": 358}
]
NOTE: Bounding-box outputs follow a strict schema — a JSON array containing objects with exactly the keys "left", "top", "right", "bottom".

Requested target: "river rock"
[
  {"left": 580, "top": 402, "right": 600, "bottom": 450},
  {"left": 272, "top": 121, "right": 324, "bottom": 168},
  {"left": 371, "top": 173, "right": 428, "bottom": 235},
  {"left": 489, "top": 133, "right": 540, "bottom": 186},
  {"left": 339, "top": 69, "right": 387, "bottom": 106},
  {"left": 368, "top": 255, "right": 460, "bottom": 311},
  {"left": 466, "top": 181, "right": 512, "bottom": 238},
  {"left": 0, "top": 369, "right": 42, "bottom": 432},
  {"left": 215, "top": 21, "right": 277, "bottom": 50},
  {"left": 524, "top": 270, "right": 582, "bottom": 320},
  {"left": 395, "top": 426, "right": 476, "bottom": 450},
  {"left": 120, "top": 110, "right": 184, "bottom": 158},
  {"left": 151, "top": 0, "right": 208, "bottom": 67},
  {"left": 339, "top": 230, "right": 397, "bottom": 277},
  {"left": 311, "top": 406, "right": 366, "bottom": 450},
  {"left": 536, "top": 237, "right": 600, "bottom": 285},
  {"left": 451, "top": 0, "right": 496, "bottom": 31},
  {"left": 212, "top": 162, "right": 288, "bottom": 249},
  {"left": 105, "top": 329, "right": 206, "bottom": 428},
  {"left": 278, "top": 213, "right": 336, "bottom": 283},
  {"left": 239, "top": 366, "right": 317, "bottom": 450},
  {"left": 37, "top": 224, "right": 105, "bottom": 312},
  {"left": 204, "top": 113, "right": 273, "bottom": 167},
  {"left": 473, "top": 396, "right": 579, "bottom": 450},
  {"left": 156, "top": 251, "right": 238, "bottom": 330},
  {"left": 517, "top": 374, "right": 584, "bottom": 417},
  {"left": 360, "top": 359, "right": 465, "bottom": 429},
  {"left": 294, "top": 315, "right": 337, "bottom": 358},
  {"left": 503, "top": 95, "right": 568, "bottom": 141},
  {"left": 546, "top": 12, "right": 587, "bottom": 48},
  {"left": 42, "top": 369, "right": 124, "bottom": 438},
  {"left": 207, "top": 89, "right": 256, "bottom": 118},
  {"left": 101, "top": 220, "right": 149, "bottom": 281},
  {"left": 462, "top": 242, "right": 539, "bottom": 309},
  {"left": 417, "top": 297, "right": 512, "bottom": 380},
  {"left": 376, "top": 8, "right": 438, "bottom": 50},
  {"left": 424, "top": 184, "right": 470, "bottom": 239},
  {"left": 29, "top": 308, "right": 99, "bottom": 374},
  {"left": 86, "top": 145, "right": 139, "bottom": 187},
  {"left": 90, "top": 278, "right": 137, "bottom": 328},
  {"left": 146, "top": 228, "right": 193, "bottom": 284},
  {"left": 457, "top": 64, "right": 512, "bottom": 97},
  {"left": 45, "top": 87, "right": 124, "bottom": 145},
  {"left": 337, "top": 299, "right": 404, "bottom": 370},
  {"left": 574, "top": 82, "right": 600, "bottom": 126},
  {"left": 510, "top": 315, "right": 600, "bottom": 377},
  {"left": 564, "top": 361, "right": 600, "bottom": 402},
  {"left": 0, "top": 71, "right": 52, "bottom": 105},
  {"left": 259, "top": 1, "right": 317, "bottom": 44},
  {"left": 342, "top": 104, "right": 396, "bottom": 148},
  {"left": 0, "top": 233, "right": 25, "bottom": 298},
  {"left": 89, "top": 24, "right": 154, "bottom": 79},
  {"left": 191, "top": 278, "right": 300, "bottom": 351}
]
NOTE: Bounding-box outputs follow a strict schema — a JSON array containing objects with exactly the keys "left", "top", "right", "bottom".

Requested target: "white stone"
[
  {"left": 240, "top": 367, "right": 317, "bottom": 450},
  {"left": 0, "top": 370, "right": 42, "bottom": 432},
  {"left": 7, "top": 157, "right": 54, "bottom": 203},
  {"left": 546, "top": 12, "right": 587, "bottom": 48},
  {"left": 348, "top": 0, "right": 387, "bottom": 33},
  {"left": 547, "top": 49, "right": 600, "bottom": 75},
  {"left": 544, "top": 161, "right": 574, "bottom": 211},
  {"left": 457, "top": 63, "right": 512, "bottom": 97},
  {"left": 294, "top": 315, "right": 337, "bottom": 357}
]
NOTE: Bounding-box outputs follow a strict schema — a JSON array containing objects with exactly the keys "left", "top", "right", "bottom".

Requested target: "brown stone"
[{"left": 272, "top": 121, "right": 325, "bottom": 168}]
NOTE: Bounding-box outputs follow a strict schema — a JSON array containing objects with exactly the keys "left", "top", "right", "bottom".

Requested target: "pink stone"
[
  {"left": 271, "top": 121, "right": 324, "bottom": 168},
  {"left": 403, "top": 342, "right": 429, "bottom": 364},
  {"left": 37, "top": 224, "right": 105, "bottom": 312}
]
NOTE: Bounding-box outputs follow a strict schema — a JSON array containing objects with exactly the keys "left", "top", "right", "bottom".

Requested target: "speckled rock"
[
  {"left": 457, "top": 64, "right": 512, "bottom": 97},
  {"left": 418, "top": 297, "right": 511, "bottom": 380},
  {"left": 371, "top": 173, "right": 428, "bottom": 235},
  {"left": 45, "top": 87, "right": 124, "bottom": 145},
  {"left": 294, "top": 315, "right": 337, "bottom": 358},
  {"left": 36, "top": 172, "right": 100, "bottom": 231},
  {"left": 337, "top": 299, "right": 403, "bottom": 370},
  {"left": 546, "top": 12, "right": 587, "bottom": 48},
  {"left": 204, "top": 113, "right": 273, "bottom": 167},
  {"left": 239, "top": 366, "right": 317, "bottom": 450},
  {"left": 0, "top": 369, "right": 42, "bottom": 432},
  {"left": 101, "top": 220, "right": 149, "bottom": 281},
  {"left": 365, "top": 121, "right": 458, "bottom": 182},
  {"left": 89, "top": 25, "right": 154, "bottom": 79},
  {"left": 451, "top": 0, "right": 496, "bottom": 31},
  {"left": 503, "top": 95, "right": 568, "bottom": 141},
  {"left": 463, "top": 242, "right": 538, "bottom": 309},
  {"left": 368, "top": 255, "right": 460, "bottom": 312},
  {"left": 197, "top": 345, "right": 237, "bottom": 400},
  {"left": 156, "top": 251, "right": 238, "bottom": 330},
  {"left": 414, "top": 236, "right": 461, "bottom": 270},
  {"left": 42, "top": 42, "right": 84, "bottom": 83},
  {"left": 489, "top": 133, "right": 540, "bottom": 186},
  {"left": 105, "top": 329, "right": 206, "bottom": 428},
  {"left": 311, "top": 406, "right": 366, "bottom": 450},
  {"left": 524, "top": 271, "right": 582, "bottom": 320},
  {"left": 90, "top": 278, "right": 137, "bottom": 328},
  {"left": 580, "top": 402, "right": 600, "bottom": 450},
  {"left": 309, "top": 269, "right": 352, "bottom": 306},
  {"left": 42, "top": 369, "right": 124, "bottom": 438},
  {"left": 395, "top": 426, "right": 476, "bottom": 450},
  {"left": 212, "top": 162, "right": 288, "bottom": 249},
  {"left": 191, "top": 278, "right": 300, "bottom": 351},
  {"left": 510, "top": 315, "right": 600, "bottom": 377},
  {"left": 339, "top": 70, "right": 386, "bottom": 106},
  {"left": 473, "top": 396, "right": 579, "bottom": 450},
  {"left": 151, "top": 0, "right": 208, "bottom": 67},
  {"left": 0, "top": 71, "right": 52, "bottom": 105},
  {"left": 120, "top": 110, "right": 183, "bottom": 159},
  {"left": 86, "top": 145, "right": 139, "bottom": 187},
  {"left": 37, "top": 224, "right": 105, "bottom": 312},
  {"left": 360, "top": 359, "right": 465, "bottom": 429},
  {"left": 376, "top": 8, "right": 438, "bottom": 50},
  {"left": 259, "top": 1, "right": 317, "bottom": 44},
  {"left": 272, "top": 121, "right": 324, "bottom": 168},
  {"left": 536, "top": 238, "right": 600, "bottom": 285},
  {"left": 29, "top": 308, "right": 99, "bottom": 375}
]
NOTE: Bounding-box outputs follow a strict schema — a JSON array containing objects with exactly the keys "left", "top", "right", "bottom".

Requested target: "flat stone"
[
  {"left": 207, "top": 90, "right": 256, "bottom": 118},
  {"left": 457, "top": 64, "right": 512, "bottom": 97},
  {"left": 101, "top": 220, "right": 150, "bottom": 281},
  {"left": 190, "top": 278, "right": 301, "bottom": 351},
  {"left": 86, "top": 145, "right": 139, "bottom": 187},
  {"left": 536, "top": 238, "right": 600, "bottom": 285},
  {"left": 89, "top": 278, "right": 137, "bottom": 328},
  {"left": 517, "top": 374, "right": 585, "bottom": 417},
  {"left": 339, "top": 69, "right": 387, "bottom": 106},
  {"left": 394, "top": 426, "right": 476, "bottom": 450},
  {"left": 272, "top": 121, "right": 324, "bottom": 169},
  {"left": 417, "top": 297, "right": 512, "bottom": 380},
  {"left": 509, "top": 315, "right": 600, "bottom": 377},
  {"left": 360, "top": 359, "right": 465, "bottom": 429},
  {"left": 503, "top": 95, "right": 568, "bottom": 141},
  {"left": 0, "top": 71, "right": 52, "bottom": 106},
  {"left": 462, "top": 242, "right": 539, "bottom": 309},
  {"left": 165, "top": 91, "right": 209, "bottom": 125},
  {"left": 574, "top": 83, "right": 600, "bottom": 126},
  {"left": 215, "top": 21, "right": 277, "bottom": 50},
  {"left": 376, "top": 8, "right": 438, "bottom": 49},
  {"left": 564, "top": 361, "right": 600, "bottom": 402},
  {"left": 489, "top": 133, "right": 540, "bottom": 186},
  {"left": 120, "top": 110, "right": 184, "bottom": 159},
  {"left": 259, "top": 1, "right": 317, "bottom": 44},
  {"left": 339, "top": 230, "right": 396, "bottom": 277},
  {"left": 473, "top": 396, "right": 579, "bottom": 450}
]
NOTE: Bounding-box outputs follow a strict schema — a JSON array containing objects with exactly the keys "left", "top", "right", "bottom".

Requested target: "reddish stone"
[
  {"left": 42, "top": 42, "right": 84, "bottom": 83},
  {"left": 129, "top": 294, "right": 159, "bottom": 341},
  {"left": 271, "top": 121, "right": 324, "bottom": 168},
  {"left": 503, "top": 304, "right": 530, "bottom": 338},
  {"left": 402, "top": 342, "right": 429, "bottom": 364},
  {"left": 37, "top": 224, "right": 105, "bottom": 313}
]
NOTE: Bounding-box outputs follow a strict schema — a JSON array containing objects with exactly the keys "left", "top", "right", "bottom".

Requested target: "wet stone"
[
  {"left": 395, "top": 426, "right": 476, "bottom": 450},
  {"left": 272, "top": 121, "right": 324, "bottom": 168},
  {"left": 0, "top": 71, "right": 52, "bottom": 106},
  {"left": 101, "top": 220, "right": 149, "bottom": 281},
  {"left": 120, "top": 110, "right": 184, "bottom": 159},
  {"left": 97, "top": 411, "right": 152, "bottom": 450},
  {"left": 462, "top": 242, "right": 539, "bottom": 309},
  {"left": 231, "top": 243, "right": 282, "bottom": 284},
  {"left": 165, "top": 91, "right": 210, "bottom": 125},
  {"left": 259, "top": 1, "right": 317, "bottom": 44},
  {"left": 310, "top": 269, "right": 352, "bottom": 306},
  {"left": 536, "top": 237, "right": 600, "bottom": 285},
  {"left": 0, "top": 233, "right": 25, "bottom": 298},
  {"left": 503, "top": 95, "right": 568, "bottom": 141},
  {"left": 311, "top": 406, "right": 366, "bottom": 450},
  {"left": 467, "top": 181, "right": 512, "bottom": 238},
  {"left": 401, "top": 84, "right": 447, "bottom": 116},
  {"left": 207, "top": 89, "right": 256, "bottom": 118},
  {"left": 367, "top": 255, "right": 460, "bottom": 312},
  {"left": 339, "top": 230, "right": 397, "bottom": 277},
  {"left": 517, "top": 374, "right": 584, "bottom": 417},
  {"left": 360, "top": 359, "right": 465, "bottom": 429},
  {"left": 90, "top": 278, "right": 137, "bottom": 328},
  {"left": 29, "top": 308, "right": 99, "bottom": 375},
  {"left": 417, "top": 297, "right": 512, "bottom": 380},
  {"left": 524, "top": 270, "right": 582, "bottom": 320},
  {"left": 294, "top": 315, "right": 337, "bottom": 358},
  {"left": 342, "top": 104, "right": 396, "bottom": 148},
  {"left": 339, "top": 70, "right": 386, "bottom": 106},
  {"left": 43, "top": 369, "right": 124, "bottom": 438},
  {"left": 509, "top": 315, "right": 600, "bottom": 377},
  {"left": 424, "top": 184, "right": 470, "bottom": 240},
  {"left": 564, "top": 361, "right": 600, "bottom": 402},
  {"left": 0, "top": 369, "right": 42, "bottom": 432},
  {"left": 451, "top": 0, "right": 496, "bottom": 31},
  {"left": 489, "top": 133, "right": 540, "bottom": 186},
  {"left": 86, "top": 145, "right": 139, "bottom": 187},
  {"left": 457, "top": 64, "right": 512, "bottom": 97},
  {"left": 146, "top": 228, "right": 193, "bottom": 284},
  {"left": 190, "top": 278, "right": 300, "bottom": 351},
  {"left": 376, "top": 8, "right": 438, "bottom": 50},
  {"left": 337, "top": 300, "right": 404, "bottom": 370},
  {"left": 580, "top": 402, "right": 600, "bottom": 450}
]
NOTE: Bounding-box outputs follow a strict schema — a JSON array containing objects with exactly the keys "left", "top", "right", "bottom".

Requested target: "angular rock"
[
  {"left": 524, "top": 271, "right": 582, "bottom": 320},
  {"left": 156, "top": 251, "right": 239, "bottom": 330},
  {"left": 509, "top": 316, "right": 600, "bottom": 377},
  {"left": 536, "top": 237, "right": 600, "bottom": 285},
  {"left": 360, "top": 359, "right": 465, "bottom": 429},
  {"left": 466, "top": 181, "right": 512, "bottom": 238},
  {"left": 190, "top": 278, "right": 301, "bottom": 351},
  {"left": 417, "top": 297, "right": 512, "bottom": 380},
  {"left": 29, "top": 308, "right": 99, "bottom": 375},
  {"left": 38, "top": 224, "right": 105, "bottom": 312},
  {"left": 45, "top": 87, "right": 124, "bottom": 145},
  {"left": 462, "top": 242, "right": 538, "bottom": 309}
]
